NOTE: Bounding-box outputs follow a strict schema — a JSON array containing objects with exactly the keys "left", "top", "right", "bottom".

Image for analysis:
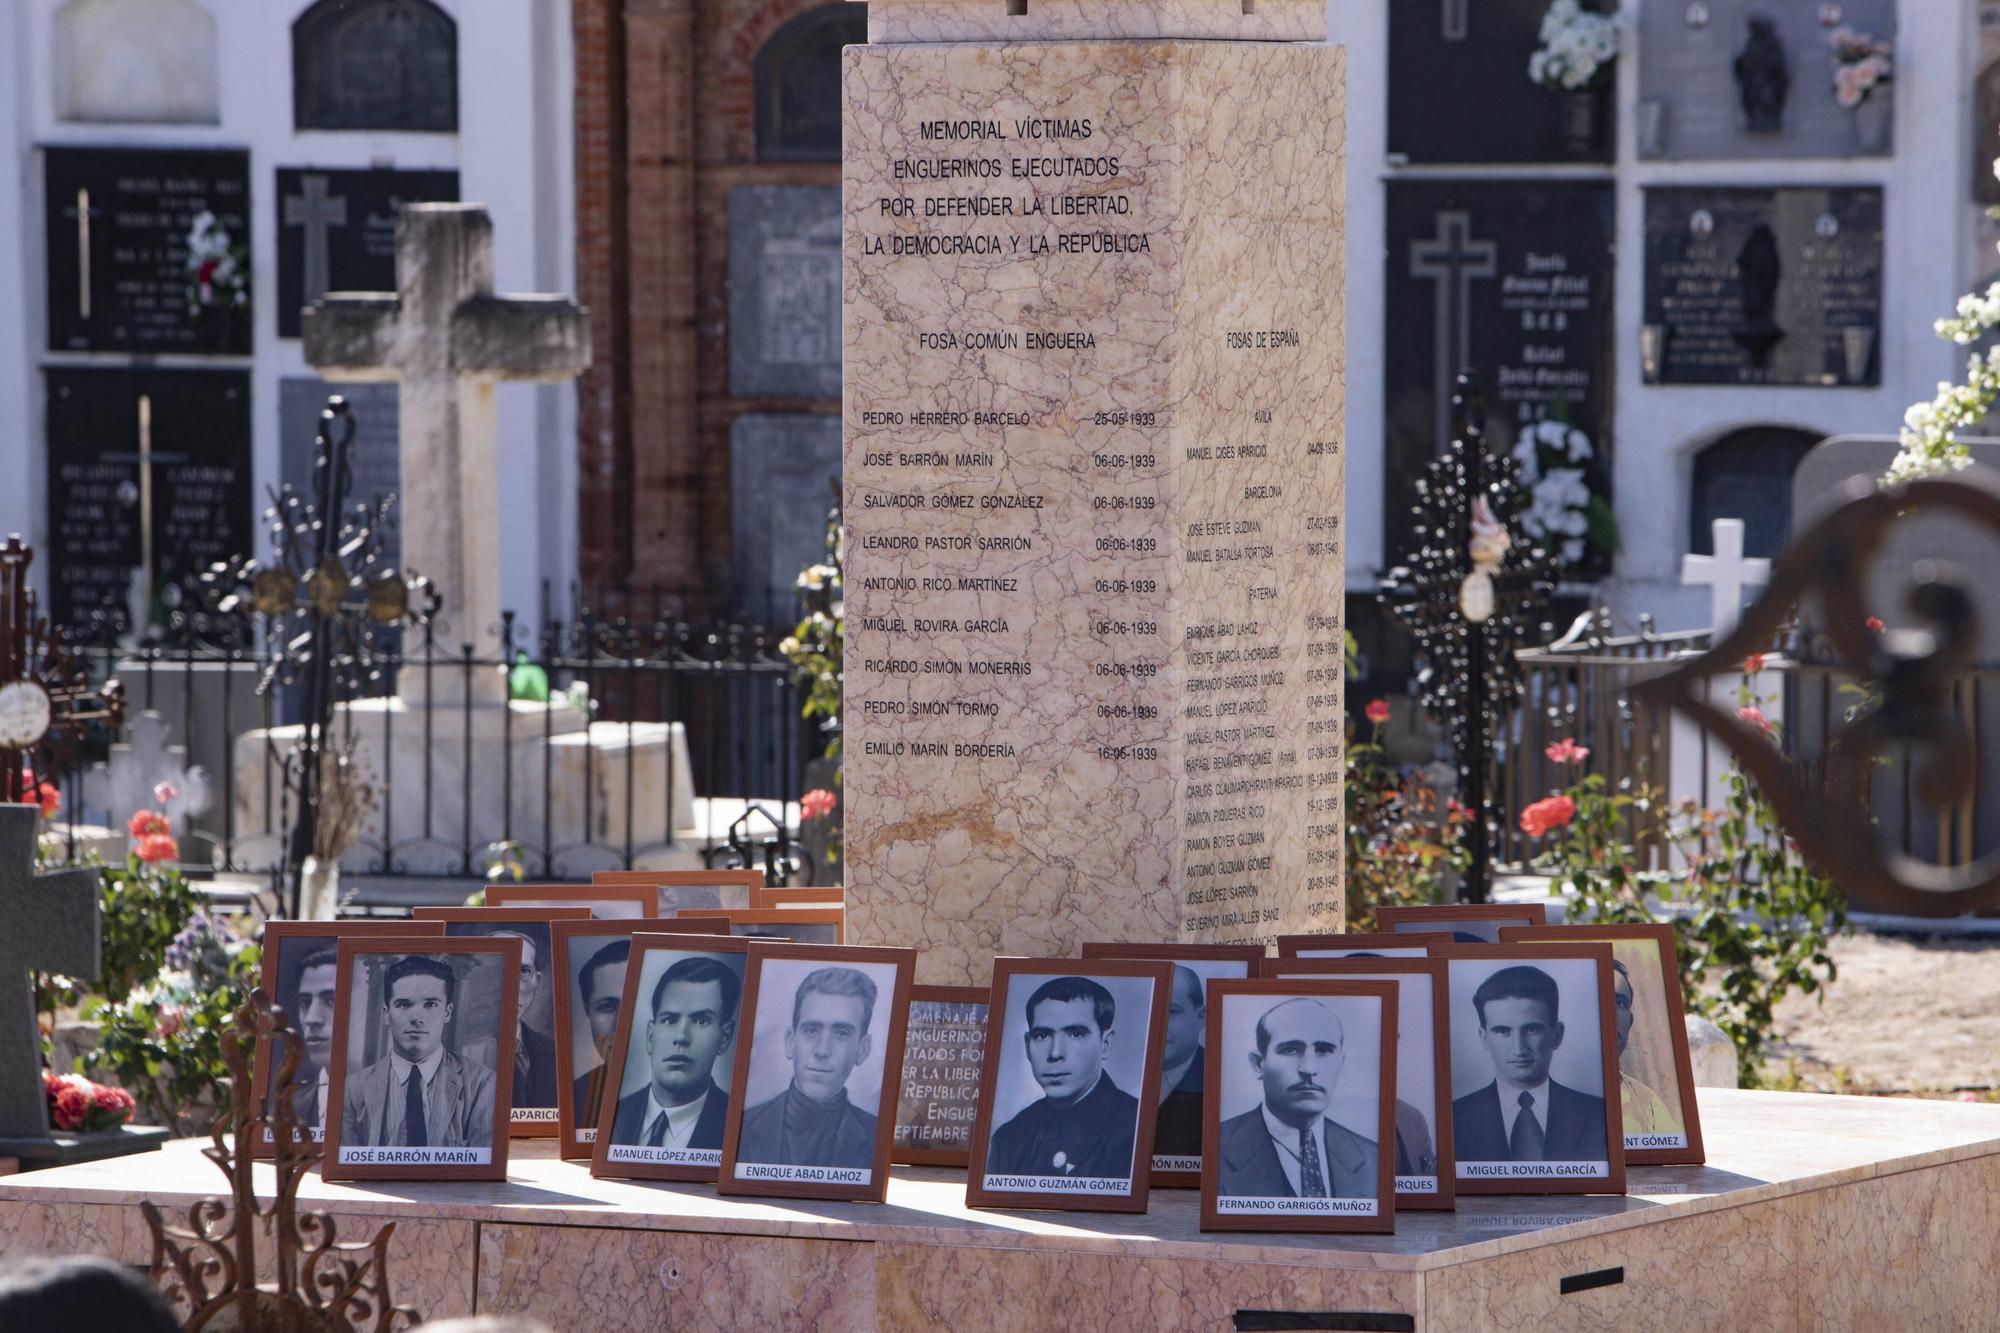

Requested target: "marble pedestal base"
[
  {"left": 1, "top": 1090, "right": 1995, "bottom": 1328},
  {"left": 0, "top": 1124, "right": 170, "bottom": 1171}
]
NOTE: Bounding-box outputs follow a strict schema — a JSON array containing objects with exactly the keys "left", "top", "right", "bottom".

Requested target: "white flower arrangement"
[
  {"left": 1528, "top": 0, "right": 1620, "bottom": 93},
  {"left": 1512, "top": 418, "right": 1602, "bottom": 567},
  {"left": 1827, "top": 26, "right": 1892, "bottom": 110},
  {"left": 183, "top": 210, "right": 248, "bottom": 316}
]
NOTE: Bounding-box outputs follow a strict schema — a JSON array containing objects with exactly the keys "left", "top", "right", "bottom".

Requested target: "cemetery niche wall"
[
  {"left": 1642, "top": 186, "right": 1883, "bottom": 388},
  {"left": 52, "top": 0, "right": 220, "bottom": 126},
  {"left": 1636, "top": 0, "right": 1898, "bottom": 160},
  {"left": 276, "top": 168, "right": 460, "bottom": 339},
  {"left": 292, "top": 0, "right": 458, "bottom": 133},
  {"left": 44, "top": 147, "right": 251, "bottom": 356}
]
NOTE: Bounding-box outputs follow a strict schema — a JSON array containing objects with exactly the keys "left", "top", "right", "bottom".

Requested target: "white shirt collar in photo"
[
  {"left": 391, "top": 1047, "right": 446, "bottom": 1088},
  {"left": 1259, "top": 1102, "right": 1329, "bottom": 1195},
  {"left": 315, "top": 1067, "right": 329, "bottom": 1126},
  {"left": 1498, "top": 1077, "right": 1549, "bottom": 1140},
  {"left": 646, "top": 1085, "right": 710, "bottom": 1149}
]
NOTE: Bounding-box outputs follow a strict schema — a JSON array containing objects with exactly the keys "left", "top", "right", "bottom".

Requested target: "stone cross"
[
  {"left": 1681, "top": 517, "right": 1771, "bottom": 635},
  {"left": 0, "top": 804, "right": 101, "bottom": 1143},
  {"left": 284, "top": 173, "right": 349, "bottom": 309},
  {"left": 1411, "top": 211, "right": 1496, "bottom": 456},
  {"left": 302, "top": 204, "right": 590, "bottom": 702}
]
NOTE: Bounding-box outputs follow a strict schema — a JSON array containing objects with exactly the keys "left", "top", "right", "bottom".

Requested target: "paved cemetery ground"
[{"left": 1769, "top": 929, "right": 2000, "bottom": 1098}]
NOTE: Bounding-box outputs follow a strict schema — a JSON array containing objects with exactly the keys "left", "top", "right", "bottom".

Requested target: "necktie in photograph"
[
  {"left": 645, "top": 1111, "right": 670, "bottom": 1147},
  {"left": 1299, "top": 1125, "right": 1327, "bottom": 1197},
  {"left": 404, "top": 1068, "right": 428, "bottom": 1147},
  {"left": 1511, "top": 1091, "right": 1545, "bottom": 1160}
]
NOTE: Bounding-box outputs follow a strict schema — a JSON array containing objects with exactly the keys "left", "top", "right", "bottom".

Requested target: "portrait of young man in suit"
[
  {"left": 340, "top": 955, "right": 498, "bottom": 1150},
  {"left": 987, "top": 975, "right": 1140, "bottom": 1180},
  {"left": 610, "top": 954, "right": 739, "bottom": 1153},
  {"left": 1152, "top": 965, "right": 1207, "bottom": 1160},
  {"left": 276, "top": 947, "right": 338, "bottom": 1133},
  {"left": 736, "top": 966, "right": 879, "bottom": 1169},
  {"left": 1216, "top": 998, "right": 1379, "bottom": 1199},
  {"left": 1452, "top": 964, "right": 1608, "bottom": 1163},
  {"left": 571, "top": 939, "right": 630, "bottom": 1135}
]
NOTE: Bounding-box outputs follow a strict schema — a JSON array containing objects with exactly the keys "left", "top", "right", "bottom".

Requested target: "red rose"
[
  {"left": 197, "top": 259, "right": 218, "bottom": 284},
  {"left": 127, "top": 810, "right": 170, "bottom": 840},
  {"left": 1737, "top": 706, "right": 1776, "bottom": 739},
  {"left": 135, "top": 832, "right": 179, "bottom": 864},
  {"left": 1518, "top": 794, "right": 1577, "bottom": 839},
  {"left": 52, "top": 1085, "right": 88, "bottom": 1132},
  {"left": 1866, "top": 617, "right": 1885, "bottom": 634},
  {"left": 800, "top": 788, "right": 838, "bottom": 821},
  {"left": 1365, "top": 699, "right": 1391, "bottom": 725},
  {"left": 1743, "top": 654, "right": 1767, "bottom": 674}
]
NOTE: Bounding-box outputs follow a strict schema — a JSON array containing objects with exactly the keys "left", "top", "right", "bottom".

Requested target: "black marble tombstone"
[
  {"left": 755, "top": 4, "right": 868, "bottom": 161},
  {"left": 1387, "top": 0, "right": 1615, "bottom": 165},
  {"left": 292, "top": 0, "right": 457, "bottom": 132},
  {"left": 44, "top": 147, "right": 251, "bottom": 356},
  {"left": 45, "top": 368, "right": 253, "bottom": 630},
  {"left": 1382, "top": 180, "right": 1615, "bottom": 564},
  {"left": 278, "top": 379, "right": 401, "bottom": 569},
  {"left": 1641, "top": 187, "right": 1883, "bottom": 388},
  {"left": 1689, "top": 426, "right": 1821, "bottom": 559},
  {"left": 275, "top": 167, "right": 458, "bottom": 337}
]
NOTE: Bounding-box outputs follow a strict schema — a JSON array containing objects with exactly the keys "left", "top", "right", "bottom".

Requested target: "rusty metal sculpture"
[
  {"left": 143, "top": 992, "right": 419, "bottom": 1331},
  {"left": 1635, "top": 472, "right": 2000, "bottom": 916}
]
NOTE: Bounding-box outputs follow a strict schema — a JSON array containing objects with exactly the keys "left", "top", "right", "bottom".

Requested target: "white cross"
[
  {"left": 302, "top": 205, "right": 589, "bottom": 701},
  {"left": 1681, "top": 518, "right": 1771, "bottom": 635}
]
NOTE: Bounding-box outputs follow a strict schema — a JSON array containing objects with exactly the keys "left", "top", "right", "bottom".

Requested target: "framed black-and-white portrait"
[
  {"left": 550, "top": 920, "right": 652, "bottom": 1159},
  {"left": 1377, "top": 904, "right": 1548, "bottom": 944},
  {"left": 1079, "top": 942, "right": 1265, "bottom": 1186},
  {"left": 592, "top": 868, "right": 765, "bottom": 914},
  {"left": 485, "top": 884, "right": 657, "bottom": 921},
  {"left": 717, "top": 942, "right": 915, "bottom": 1203},
  {"left": 253, "top": 920, "right": 445, "bottom": 1155},
  {"left": 587, "top": 933, "right": 752, "bottom": 1183},
  {"left": 1200, "top": 979, "right": 1398, "bottom": 1234},
  {"left": 1438, "top": 943, "right": 1626, "bottom": 1195},
  {"left": 323, "top": 936, "right": 521, "bottom": 1182},
  {"left": 964, "top": 958, "right": 1170, "bottom": 1214},
  {"left": 677, "top": 907, "right": 843, "bottom": 945},
  {"left": 1275, "top": 930, "right": 1456, "bottom": 959},
  {"left": 1261, "top": 957, "right": 1454, "bottom": 1210}
]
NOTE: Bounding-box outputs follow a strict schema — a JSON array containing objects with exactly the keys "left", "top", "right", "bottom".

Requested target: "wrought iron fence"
[{"left": 44, "top": 594, "right": 817, "bottom": 894}]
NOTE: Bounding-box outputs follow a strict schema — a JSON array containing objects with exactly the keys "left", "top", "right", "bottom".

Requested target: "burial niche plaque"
[
  {"left": 45, "top": 368, "right": 252, "bottom": 629},
  {"left": 1642, "top": 186, "right": 1883, "bottom": 387},
  {"left": 276, "top": 168, "right": 459, "bottom": 338},
  {"left": 1382, "top": 180, "right": 1615, "bottom": 566},
  {"left": 729, "top": 185, "right": 842, "bottom": 398},
  {"left": 279, "top": 378, "right": 402, "bottom": 569},
  {"left": 292, "top": 0, "right": 457, "bottom": 132},
  {"left": 45, "top": 147, "right": 250, "bottom": 355},
  {"left": 843, "top": 26, "right": 1346, "bottom": 983}
]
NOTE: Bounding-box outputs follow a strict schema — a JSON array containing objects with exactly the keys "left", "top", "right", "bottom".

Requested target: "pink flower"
[
  {"left": 1743, "top": 653, "right": 1767, "bottom": 674},
  {"left": 51, "top": 1084, "right": 88, "bottom": 1132},
  {"left": 1365, "top": 699, "right": 1391, "bottom": 725},
  {"left": 1866, "top": 616, "right": 1885, "bottom": 634},
  {"left": 153, "top": 781, "right": 179, "bottom": 807},
  {"left": 135, "top": 832, "right": 179, "bottom": 865},
  {"left": 127, "top": 810, "right": 170, "bottom": 840},
  {"left": 1544, "top": 738, "right": 1590, "bottom": 765},
  {"left": 156, "top": 1007, "right": 185, "bottom": 1041},
  {"left": 800, "top": 788, "right": 838, "bottom": 821},
  {"left": 1737, "top": 706, "right": 1776, "bottom": 738},
  {"left": 1519, "top": 795, "right": 1577, "bottom": 839}
]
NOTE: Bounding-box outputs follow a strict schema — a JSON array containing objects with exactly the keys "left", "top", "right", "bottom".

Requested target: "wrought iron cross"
[
  {"left": 0, "top": 537, "right": 123, "bottom": 806},
  {"left": 203, "top": 397, "right": 434, "bottom": 917},
  {"left": 1379, "top": 373, "right": 1559, "bottom": 901}
]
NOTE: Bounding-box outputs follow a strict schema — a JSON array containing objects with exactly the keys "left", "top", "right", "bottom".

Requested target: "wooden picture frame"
[
  {"left": 252, "top": 920, "right": 446, "bottom": 1158},
  {"left": 410, "top": 905, "right": 594, "bottom": 1137},
  {"left": 1258, "top": 957, "right": 1456, "bottom": 1210},
  {"left": 1502, "top": 923, "right": 1706, "bottom": 1166},
  {"left": 1078, "top": 942, "right": 1267, "bottom": 1187},
  {"left": 1434, "top": 943, "right": 1627, "bottom": 1196},
  {"left": 322, "top": 935, "right": 521, "bottom": 1183},
  {"left": 892, "top": 984, "right": 990, "bottom": 1168},
  {"left": 593, "top": 868, "right": 765, "bottom": 912},
  {"left": 1376, "top": 903, "right": 1549, "bottom": 943},
  {"left": 676, "top": 907, "right": 844, "bottom": 945},
  {"left": 963, "top": 957, "right": 1172, "bottom": 1215},
  {"left": 763, "top": 887, "right": 845, "bottom": 908},
  {"left": 716, "top": 940, "right": 917, "bottom": 1203},
  {"left": 550, "top": 920, "right": 653, "bottom": 1160},
  {"left": 587, "top": 933, "right": 755, "bottom": 1183},
  {"left": 1199, "top": 978, "right": 1399, "bottom": 1234},
  {"left": 486, "top": 884, "right": 657, "bottom": 920},
  {"left": 1275, "top": 930, "right": 1458, "bottom": 959}
]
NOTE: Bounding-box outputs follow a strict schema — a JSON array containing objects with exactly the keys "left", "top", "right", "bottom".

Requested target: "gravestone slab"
[
  {"left": 279, "top": 378, "right": 402, "bottom": 568},
  {"left": 1388, "top": 0, "right": 1615, "bottom": 165},
  {"left": 729, "top": 414, "right": 840, "bottom": 624},
  {"left": 53, "top": 0, "right": 219, "bottom": 124},
  {"left": 292, "top": 0, "right": 457, "bottom": 132},
  {"left": 44, "top": 368, "right": 252, "bottom": 629},
  {"left": 1382, "top": 179, "right": 1615, "bottom": 563},
  {"left": 44, "top": 147, "right": 251, "bottom": 356},
  {"left": 1689, "top": 426, "right": 1820, "bottom": 559},
  {"left": 1637, "top": 0, "right": 1897, "bottom": 160},
  {"left": 277, "top": 168, "right": 458, "bottom": 339},
  {"left": 1642, "top": 186, "right": 1882, "bottom": 388},
  {"left": 844, "top": 28, "right": 1346, "bottom": 982},
  {"left": 756, "top": 5, "right": 869, "bottom": 161},
  {"left": 729, "top": 186, "right": 842, "bottom": 398}
]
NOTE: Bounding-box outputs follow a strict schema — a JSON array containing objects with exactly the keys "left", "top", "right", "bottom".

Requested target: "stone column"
[{"left": 842, "top": 0, "right": 1346, "bottom": 982}]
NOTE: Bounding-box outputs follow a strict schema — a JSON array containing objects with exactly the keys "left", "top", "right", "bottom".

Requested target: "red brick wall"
[{"left": 574, "top": 0, "right": 843, "bottom": 624}]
